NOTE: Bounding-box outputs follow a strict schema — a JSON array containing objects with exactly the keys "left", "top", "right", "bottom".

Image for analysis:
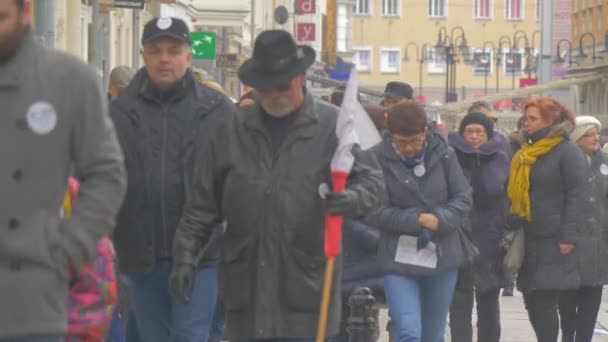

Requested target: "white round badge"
[
  {"left": 414, "top": 164, "right": 426, "bottom": 177},
  {"left": 26, "top": 101, "right": 57, "bottom": 135},
  {"left": 600, "top": 164, "right": 608, "bottom": 176},
  {"left": 318, "top": 183, "right": 330, "bottom": 199},
  {"left": 157, "top": 17, "right": 173, "bottom": 30}
]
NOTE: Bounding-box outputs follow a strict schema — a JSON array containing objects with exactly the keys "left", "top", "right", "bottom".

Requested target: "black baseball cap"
[
  {"left": 384, "top": 81, "right": 414, "bottom": 100},
  {"left": 142, "top": 17, "right": 191, "bottom": 45}
]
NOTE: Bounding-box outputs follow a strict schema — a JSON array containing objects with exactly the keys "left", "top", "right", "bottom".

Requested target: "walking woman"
[
  {"left": 448, "top": 112, "right": 510, "bottom": 342},
  {"left": 558, "top": 116, "right": 608, "bottom": 342},
  {"left": 368, "top": 101, "right": 472, "bottom": 342},
  {"left": 507, "top": 97, "right": 587, "bottom": 342}
]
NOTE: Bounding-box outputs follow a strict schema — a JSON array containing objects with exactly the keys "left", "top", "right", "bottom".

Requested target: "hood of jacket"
[{"left": 509, "top": 120, "right": 574, "bottom": 146}]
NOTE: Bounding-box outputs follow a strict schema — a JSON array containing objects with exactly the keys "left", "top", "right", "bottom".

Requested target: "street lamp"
[
  {"left": 512, "top": 34, "right": 530, "bottom": 89},
  {"left": 403, "top": 42, "right": 428, "bottom": 97},
  {"left": 496, "top": 35, "right": 512, "bottom": 96},
  {"left": 578, "top": 32, "right": 603, "bottom": 62},
  {"left": 481, "top": 41, "right": 496, "bottom": 96},
  {"left": 435, "top": 25, "right": 470, "bottom": 103}
]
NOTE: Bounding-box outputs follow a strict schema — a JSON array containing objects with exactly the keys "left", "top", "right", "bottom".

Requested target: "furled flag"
[{"left": 325, "top": 69, "right": 382, "bottom": 258}]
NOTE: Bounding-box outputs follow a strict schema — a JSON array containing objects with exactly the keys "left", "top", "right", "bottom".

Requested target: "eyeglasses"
[
  {"left": 463, "top": 128, "right": 487, "bottom": 137},
  {"left": 392, "top": 134, "right": 425, "bottom": 148}
]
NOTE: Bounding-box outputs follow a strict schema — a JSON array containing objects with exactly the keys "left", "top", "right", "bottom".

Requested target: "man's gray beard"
[{"left": 260, "top": 98, "right": 296, "bottom": 118}]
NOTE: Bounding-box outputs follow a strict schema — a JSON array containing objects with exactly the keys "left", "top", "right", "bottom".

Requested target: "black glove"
[
  {"left": 168, "top": 264, "right": 195, "bottom": 304},
  {"left": 417, "top": 229, "right": 434, "bottom": 251},
  {"left": 324, "top": 190, "right": 359, "bottom": 217}
]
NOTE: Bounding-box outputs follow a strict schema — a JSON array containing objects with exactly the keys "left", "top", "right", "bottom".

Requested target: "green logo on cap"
[{"left": 191, "top": 32, "right": 217, "bottom": 60}]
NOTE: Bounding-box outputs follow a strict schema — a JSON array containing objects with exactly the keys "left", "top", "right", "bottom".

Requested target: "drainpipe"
[{"left": 34, "top": 0, "right": 56, "bottom": 48}]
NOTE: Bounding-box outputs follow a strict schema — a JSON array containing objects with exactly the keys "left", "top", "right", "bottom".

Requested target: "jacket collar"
[
  {"left": 244, "top": 90, "right": 318, "bottom": 140},
  {"left": 380, "top": 127, "right": 448, "bottom": 165},
  {"left": 0, "top": 32, "right": 37, "bottom": 87},
  {"left": 510, "top": 121, "right": 574, "bottom": 145}
]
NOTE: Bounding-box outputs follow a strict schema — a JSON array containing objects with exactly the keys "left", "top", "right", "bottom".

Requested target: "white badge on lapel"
[
  {"left": 26, "top": 101, "right": 57, "bottom": 135},
  {"left": 600, "top": 164, "right": 608, "bottom": 176},
  {"left": 414, "top": 164, "right": 426, "bottom": 177}
]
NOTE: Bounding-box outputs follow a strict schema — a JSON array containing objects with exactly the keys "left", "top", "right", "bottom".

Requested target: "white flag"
[{"left": 330, "top": 69, "right": 382, "bottom": 173}]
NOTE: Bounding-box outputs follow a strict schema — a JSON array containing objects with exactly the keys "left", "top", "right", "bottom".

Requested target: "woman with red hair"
[{"left": 507, "top": 97, "right": 588, "bottom": 342}]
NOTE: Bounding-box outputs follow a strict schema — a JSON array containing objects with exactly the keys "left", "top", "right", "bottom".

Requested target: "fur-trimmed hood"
[{"left": 509, "top": 120, "right": 574, "bottom": 146}]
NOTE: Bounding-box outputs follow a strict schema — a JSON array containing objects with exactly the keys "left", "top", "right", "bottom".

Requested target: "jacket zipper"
[{"left": 160, "top": 105, "right": 168, "bottom": 255}]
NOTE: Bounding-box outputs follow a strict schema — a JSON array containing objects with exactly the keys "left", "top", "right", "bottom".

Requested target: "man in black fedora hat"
[
  {"left": 109, "top": 16, "right": 234, "bottom": 342},
  {"left": 383, "top": 81, "right": 414, "bottom": 110},
  {"left": 169, "top": 29, "right": 384, "bottom": 341}
]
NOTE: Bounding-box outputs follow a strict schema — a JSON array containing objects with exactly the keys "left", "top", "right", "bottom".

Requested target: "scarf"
[{"left": 507, "top": 135, "right": 564, "bottom": 221}]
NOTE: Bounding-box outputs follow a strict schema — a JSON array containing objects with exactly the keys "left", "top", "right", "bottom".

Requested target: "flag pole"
[{"left": 315, "top": 257, "right": 336, "bottom": 342}]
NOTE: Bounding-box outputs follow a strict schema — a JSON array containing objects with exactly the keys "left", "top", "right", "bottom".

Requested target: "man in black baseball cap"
[
  {"left": 383, "top": 81, "right": 414, "bottom": 110},
  {"left": 110, "top": 16, "right": 233, "bottom": 342}
]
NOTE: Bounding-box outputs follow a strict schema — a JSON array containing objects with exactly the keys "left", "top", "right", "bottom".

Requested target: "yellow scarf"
[
  {"left": 507, "top": 135, "right": 564, "bottom": 221},
  {"left": 62, "top": 191, "right": 72, "bottom": 217}
]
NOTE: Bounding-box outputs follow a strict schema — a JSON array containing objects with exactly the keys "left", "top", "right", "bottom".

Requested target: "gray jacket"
[
  {"left": 512, "top": 122, "right": 588, "bottom": 293},
  {"left": 172, "top": 93, "right": 384, "bottom": 341},
  {"left": 368, "top": 129, "right": 473, "bottom": 277},
  {"left": 576, "top": 150, "right": 608, "bottom": 286},
  {"left": 0, "top": 33, "right": 126, "bottom": 338}
]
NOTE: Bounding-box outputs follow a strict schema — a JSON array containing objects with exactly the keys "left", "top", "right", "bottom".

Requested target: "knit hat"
[
  {"left": 571, "top": 116, "right": 601, "bottom": 142},
  {"left": 459, "top": 112, "right": 494, "bottom": 137}
]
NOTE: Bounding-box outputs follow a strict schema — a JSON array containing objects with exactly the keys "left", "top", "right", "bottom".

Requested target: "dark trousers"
[
  {"left": 523, "top": 290, "right": 561, "bottom": 342},
  {"left": 558, "top": 286, "right": 603, "bottom": 342},
  {"left": 449, "top": 268, "right": 501, "bottom": 342}
]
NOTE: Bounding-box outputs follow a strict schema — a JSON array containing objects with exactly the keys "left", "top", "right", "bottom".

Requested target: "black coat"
[
  {"left": 172, "top": 94, "right": 384, "bottom": 340},
  {"left": 110, "top": 69, "right": 232, "bottom": 274},
  {"left": 510, "top": 122, "right": 588, "bottom": 293},
  {"left": 577, "top": 150, "right": 608, "bottom": 286},
  {"left": 342, "top": 219, "right": 383, "bottom": 297},
  {"left": 449, "top": 132, "right": 510, "bottom": 292},
  {"left": 368, "top": 129, "right": 473, "bottom": 278}
]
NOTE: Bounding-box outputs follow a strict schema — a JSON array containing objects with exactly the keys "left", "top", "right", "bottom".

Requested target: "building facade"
[
  {"left": 572, "top": 0, "right": 607, "bottom": 50},
  {"left": 351, "top": 0, "right": 540, "bottom": 103}
]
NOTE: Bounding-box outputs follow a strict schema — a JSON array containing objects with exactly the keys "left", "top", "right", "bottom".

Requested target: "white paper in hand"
[{"left": 394, "top": 235, "right": 438, "bottom": 269}]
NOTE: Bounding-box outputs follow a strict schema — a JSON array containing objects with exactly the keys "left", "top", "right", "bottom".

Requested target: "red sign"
[
  {"left": 297, "top": 23, "right": 316, "bottom": 41},
  {"left": 520, "top": 78, "right": 538, "bottom": 88},
  {"left": 296, "top": 0, "right": 316, "bottom": 14}
]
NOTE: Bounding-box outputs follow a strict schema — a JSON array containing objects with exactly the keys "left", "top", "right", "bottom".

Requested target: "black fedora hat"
[{"left": 239, "top": 30, "right": 316, "bottom": 90}]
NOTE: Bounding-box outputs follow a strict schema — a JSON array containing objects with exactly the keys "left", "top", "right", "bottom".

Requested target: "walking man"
[
  {"left": 0, "top": 0, "right": 126, "bottom": 341},
  {"left": 169, "top": 30, "right": 384, "bottom": 341},
  {"left": 110, "top": 17, "right": 234, "bottom": 342}
]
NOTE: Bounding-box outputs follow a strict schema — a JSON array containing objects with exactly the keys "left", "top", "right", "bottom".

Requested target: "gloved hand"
[
  {"left": 417, "top": 229, "right": 434, "bottom": 250},
  {"left": 324, "top": 190, "right": 359, "bottom": 217},
  {"left": 168, "top": 264, "right": 196, "bottom": 304}
]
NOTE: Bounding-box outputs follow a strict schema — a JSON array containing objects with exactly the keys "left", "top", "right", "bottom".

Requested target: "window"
[
  {"left": 505, "top": 0, "right": 523, "bottom": 20},
  {"left": 426, "top": 46, "right": 446, "bottom": 74},
  {"left": 474, "top": 0, "right": 491, "bottom": 19},
  {"left": 380, "top": 48, "right": 400, "bottom": 73},
  {"left": 354, "top": 0, "right": 371, "bottom": 15},
  {"left": 429, "top": 0, "right": 446, "bottom": 17},
  {"left": 382, "top": 0, "right": 399, "bottom": 16},
  {"left": 353, "top": 48, "right": 372, "bottom": 72}
]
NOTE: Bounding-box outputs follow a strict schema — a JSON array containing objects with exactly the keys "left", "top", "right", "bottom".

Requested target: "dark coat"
[
  {"left": 510, "top": 122, "right": 588, "bottom": 293},
  {"left": 342, "top": 219, "right": 383, "bottom": 298},
  {"left": 172, "top": 93, "right": 384, "bottom": 341},
  {"left": 110, "top": 69, "right": 231, "bottom": 274},
  {"left": 368, "top": 129, "right": 473, "bottom": 278},
  {"left": 449, "top": 132, "right": 510, "bottom": 292},
  {"left": 577, "top": 150, "right": 608, "bottom": 286}
]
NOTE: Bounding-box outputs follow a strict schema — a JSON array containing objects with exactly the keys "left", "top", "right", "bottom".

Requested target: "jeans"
[
  {"left": 130, "top": 260, "right": 218, "bottom": 342},
  {"left": 558, "top": 286, "right": 603, "bottom": 342},
  {"left": 0, "top": 336, "right": 63, "bottom": 342},
  {"left": 449, "top": 267, "right": 501, "bottom": 342},
  {"left": 208, "top": 300, "right": 225, "bottom": 342},
  {"left": 384, "top": 270, "right": 458, "bottom": 342},
  {"left": 523, "top": 290, "right": 561, "bottom": 342}
]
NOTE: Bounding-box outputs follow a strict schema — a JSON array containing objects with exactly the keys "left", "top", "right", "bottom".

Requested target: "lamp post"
[
  {"left": 512, "top": 34, "right": 530, "bottom": 89},
  {"left": 481, "top": 41, "right": 496, "bottom": 96},
  {"left": 530, "top": 30, "right": 540, "bottom": 78},
  {"left": 404, "top": 42, "right": 426, "bottom": 98},
  {"left": 436, "top": 26, "right": 470, "bottom": 103},
  {"left": 578, "top": 32, "right": 603, "bottom": 62},
  {"left": 496, "top": 36, "right": 512, "bottom": 96}
]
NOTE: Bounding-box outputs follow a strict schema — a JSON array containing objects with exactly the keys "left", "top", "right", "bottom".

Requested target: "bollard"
[{"left": 346, "top": 287, "right": 379, "bottom": 342}]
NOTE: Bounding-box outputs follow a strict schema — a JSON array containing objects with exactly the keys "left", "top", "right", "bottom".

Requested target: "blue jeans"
[
  {"left": 384, "top": 270, "right": 458, "bottom": 342},
  {"left": 130, "top": 260, "right": 218, "bottom": 342},
  {"left": 105, "top": 312, "right": 126, "bottom": 342},
  {"left": 208, "top": 300, "right": 225, "bottom": 342}
]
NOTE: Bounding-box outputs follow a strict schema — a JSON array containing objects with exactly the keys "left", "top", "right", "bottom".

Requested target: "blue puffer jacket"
[{"left": 342, "top": 219, "right": 383, "bottom": 298}]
